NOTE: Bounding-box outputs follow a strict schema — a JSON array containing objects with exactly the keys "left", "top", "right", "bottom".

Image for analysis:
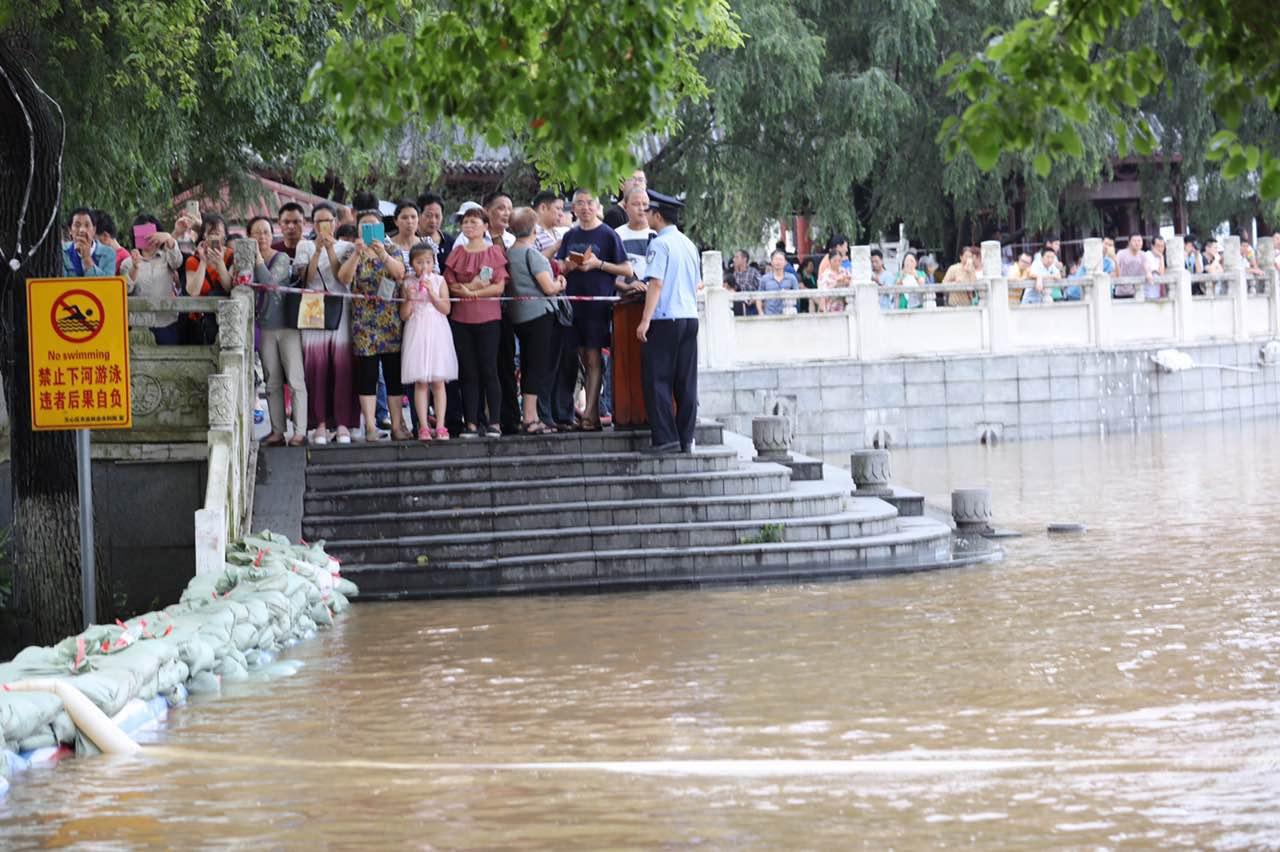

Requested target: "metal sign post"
[
  {"left": 76, "top": 429, "right": 96, "bottom": 628},
  {"left": 25, "top": 276, "right": 133, "bottom": 631}
]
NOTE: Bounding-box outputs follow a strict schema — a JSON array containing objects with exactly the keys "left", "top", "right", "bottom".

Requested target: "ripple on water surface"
[{"left": 3, "top": 421, "right": 1280, "bottom": 847}]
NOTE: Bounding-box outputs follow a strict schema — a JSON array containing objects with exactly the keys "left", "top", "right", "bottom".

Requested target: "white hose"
[{"left": 3, "top": 679, "right": 140, "bottom": 755}]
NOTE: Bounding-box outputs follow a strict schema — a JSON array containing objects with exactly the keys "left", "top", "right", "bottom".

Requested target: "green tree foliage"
[
  {"left": 942, "top": 0, "right": 1280, "bottom": 221},
  {"left": 651, "top": 0, "right": 1116, "bottom": 252},
  {"left": 0, "top": 0, "right": 376, "bottom": 215},
  {"left": 308, "top": 0, "right": 743, "bottom": 196}
]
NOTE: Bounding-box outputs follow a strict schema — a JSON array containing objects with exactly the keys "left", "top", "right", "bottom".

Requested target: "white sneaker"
[
  {"left": 311, "top": 433, "right": 328, "bottom": 446},
  {"left": 336, "top": 432, "right": 352, "bottom": 444}
]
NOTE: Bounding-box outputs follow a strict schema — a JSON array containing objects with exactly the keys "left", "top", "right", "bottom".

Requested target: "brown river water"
[{"left": 2, "top": 420, "right": 1280, "bottom": 848}]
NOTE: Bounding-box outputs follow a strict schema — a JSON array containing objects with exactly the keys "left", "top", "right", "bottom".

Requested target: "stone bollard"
[
  {"left": 231, "top": 238, "right": 256, "bottom": 288},
  {"left": 850, "top": 449, "right": 892, "bottom": 496},
  {"left": 951, "top": 487, "right": 993, "bottom": 533},
  {"left": 752, "top": 415, "right": 793, "bottom": 462}
]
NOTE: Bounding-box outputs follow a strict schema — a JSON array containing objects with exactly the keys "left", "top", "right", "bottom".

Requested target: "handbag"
[
  {"left": 297, "top": 257, "right": 345, "bottom": 330},
  {"left": 552, "top": 296, "right": 574, "bottom": 328},
  {"left": 524, "top": 250, "right": 573, "bottom": 327}
]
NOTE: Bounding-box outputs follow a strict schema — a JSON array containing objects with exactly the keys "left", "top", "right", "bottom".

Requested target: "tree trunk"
[{"left": 0, "top": 38, "right": 95, "bottom": 645}]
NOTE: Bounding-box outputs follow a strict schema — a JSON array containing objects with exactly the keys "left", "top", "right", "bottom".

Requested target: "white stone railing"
[
  {"left": 697, "top": 236, "right": 1280, "bottom": 367},
  {"left": 194, "top": 287, "right": 255, "bottom": 575}
]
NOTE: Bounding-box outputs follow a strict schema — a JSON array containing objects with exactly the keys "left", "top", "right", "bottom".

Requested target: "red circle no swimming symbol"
[{"left": 51, "top": 289, "right": 105, "bottom": 344}]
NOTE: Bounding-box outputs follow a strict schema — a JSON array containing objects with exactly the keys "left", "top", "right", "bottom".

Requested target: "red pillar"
[{"left": 795, "top": 216, "right": 811, "bottom": 258}]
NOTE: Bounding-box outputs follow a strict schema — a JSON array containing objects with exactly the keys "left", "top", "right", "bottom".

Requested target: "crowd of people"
[
  {"left": 721, "top": 231, "right": 1280, "bottom": 314},
  {"left": 61, "top": 169, "right": 705, "bottom": 453}
]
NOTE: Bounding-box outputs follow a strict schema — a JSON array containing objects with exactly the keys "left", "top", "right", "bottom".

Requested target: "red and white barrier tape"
[{"left": 235, "top": 279, "right": 621, "bottom": 305}]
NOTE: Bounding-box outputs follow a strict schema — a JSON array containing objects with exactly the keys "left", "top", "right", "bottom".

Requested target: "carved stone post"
[
  {"left": 231, "top": 238, "right": 256, "bottom": 288},
  {"left": 1223, "top": 236, "right": 1248, "bottom": 341},
  {"left": 1091, "top": 272, "right": 1113, "bottom": 348},
  {"left": 981, "top": 240, "right": 1009, "bottom": 352},
  {"left": 1082, "top": 238, "right": 1103, "bottom": 274},
  {"left": 1257, "top": 237, "right": 1280, "bottom": 336},
  {"left": 850, "top": 448, "right": 892, "bottom": 496},
  {"left": 198, "top": 371, "right": 236, "bottom": 574},
  {"left": 207, "top": 370, "right": 236, "bottom": 431},
  {"left": 220, "top": 293, "right": 253, "bottom": 499},
  {"left": 702, "top": 250, "right": 736, "bottom": 369},
  {"left": 752, "top": 415, "right": 793, "bottom": 462},
  {"left": 1166, "top": 236, "right": 1193, "bottom": 342},
  {"left": 850, "top": 245, "right": 883, "bottom": 360},
  {"left": 951, "top": 487, "right": 993, "bottom": 533}
]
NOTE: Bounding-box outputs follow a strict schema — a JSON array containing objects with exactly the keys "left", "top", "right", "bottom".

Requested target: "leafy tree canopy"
[
  {"left": 650, "top": 0, "right": 1116, "bottom": 252},
  {"left": 308, "top": 0, "right": 743, "bottom": 196},
  {"left": 0, "top": 0, "right": 382, "bottom": 217},
  {"left": 942, "top": 0, "right": 1280, "bottom": 218}
]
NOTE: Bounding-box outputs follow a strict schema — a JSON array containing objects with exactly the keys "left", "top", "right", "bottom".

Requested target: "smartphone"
[
  {"left": 479, "top": 266, "right": 493, "bottom": 282},
  {"left": 360, "top": 222, "right": 386, "bottom": 245},
  {"left": 316, "top": 220, "right": 334, "bottom": 238},
  {"left": 184, "top": 200, "right": 200, "bottom": 219},
  {"left": 207, "top": 238, "right": 223, "bottom": 253},
  {"left": 568, "top": 250, "right": 586, "bottom": 265},
  {"left": 132, "top": 223, "right": 157, "bottom": 249}
]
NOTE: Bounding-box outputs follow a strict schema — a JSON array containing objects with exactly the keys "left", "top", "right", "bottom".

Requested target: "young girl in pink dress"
[{"left": 400, "top": 244, "right": 458, "bottom": 441}]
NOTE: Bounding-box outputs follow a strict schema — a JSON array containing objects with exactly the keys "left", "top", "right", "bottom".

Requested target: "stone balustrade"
[
  {"left": 118, "top": 289, "right": 256, "bottom": 577},
  {"left": 697, "top": 237, "right": 1280, "bottom": 369}
]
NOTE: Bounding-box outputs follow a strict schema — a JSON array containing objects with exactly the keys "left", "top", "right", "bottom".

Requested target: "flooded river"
[{"left": 4, "top": 421, "right": 1280, "bottom": 848}]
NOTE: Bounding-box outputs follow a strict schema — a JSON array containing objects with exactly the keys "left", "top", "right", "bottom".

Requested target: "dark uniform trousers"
[
  {"left": 640, "top": 318, "right": 699, "bottom": 449},
  {"left": 496, "top": 316, "right": 520, "bottom": 432}
]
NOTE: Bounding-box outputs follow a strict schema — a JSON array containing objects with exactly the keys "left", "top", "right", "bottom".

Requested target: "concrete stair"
[{"left": 298, "top": 421, "right": 988, "bottom": 599}]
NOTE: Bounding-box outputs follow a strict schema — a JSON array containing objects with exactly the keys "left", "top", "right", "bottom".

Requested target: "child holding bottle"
[{"left": 400, "top": 243, "right": 458, "bottom": 440}]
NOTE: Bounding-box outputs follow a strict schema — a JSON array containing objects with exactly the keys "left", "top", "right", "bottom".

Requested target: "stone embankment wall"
[{"left": 700, "top": 340, "right": 1280, "bottom": 456}]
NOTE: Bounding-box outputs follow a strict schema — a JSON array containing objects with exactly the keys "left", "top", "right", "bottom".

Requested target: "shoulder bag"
[
  {"left": 297, "top": 247, "right": 346, "bottom": 331},
  {"left": 525, "top": 249, "right": 572, "bottom": 327}
]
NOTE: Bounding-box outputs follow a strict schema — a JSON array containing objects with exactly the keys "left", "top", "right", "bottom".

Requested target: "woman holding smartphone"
[
  {"left": 339, "top": 209, "right": 410, "bottom": 441},
  {"left": 182, "top": 212, "right": 233, "bottom": 343},
  {"left": 444, "top": 206, "right": 508, "bottom": 438}
]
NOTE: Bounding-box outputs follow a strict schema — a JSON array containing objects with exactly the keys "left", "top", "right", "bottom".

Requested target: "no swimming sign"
[{"left": 26, "top": 276, "right": 133, "bottom": 430}]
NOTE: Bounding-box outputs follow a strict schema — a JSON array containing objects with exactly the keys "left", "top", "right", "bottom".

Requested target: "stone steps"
[
  {"left": 294, "top": 419, "right": 996, "bottom": 600},
  {"left": 303, "top": 422, "right": 725, "bottom": 467},
  {"left": 341, "top": 516, "right": 962, "bottom": 599},
  {"left": 302, "top": 483, "right": 853, "bottom": 540},
  {"left": 303, "top": 463, "right": 795, "bottom": 515},
  {"left": 305, "top": 446, "right": 740, "bottom": 491},
  {"left": 320, "top": 505, "right": 901, "bottom": 564}
]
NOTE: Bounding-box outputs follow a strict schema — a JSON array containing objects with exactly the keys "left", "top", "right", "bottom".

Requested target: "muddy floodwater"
[{"left": 3, "top": 421, "right": 1280, "bottom": 848}]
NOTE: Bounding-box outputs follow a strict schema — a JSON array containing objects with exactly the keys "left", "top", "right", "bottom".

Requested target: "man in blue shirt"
[
  {"left": 637, "top": 191, "right": 700, "bottom": 453},
  {"left": 556, "top": 189, "right": 632, "bottom": 430},
  {"left": 62, "top": 207, "right": 117, "bottom": 277}
]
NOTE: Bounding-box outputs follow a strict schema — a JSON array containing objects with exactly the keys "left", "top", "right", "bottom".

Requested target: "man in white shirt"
[
  {"left": 1143, "top": 235, "right": 1166, "bottom": 299},
  {"left": 614, "top": 187, "right": 655, "bottom": 287},
  {"left": 531, "top": 190, "right": 564, "bottom": 258},
  {"left": 451, "top": 194, "right": 517, "bottom": 251}
]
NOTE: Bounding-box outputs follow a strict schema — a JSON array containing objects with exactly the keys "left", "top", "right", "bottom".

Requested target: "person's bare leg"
[
  {"left": 358, "top": 395, "right": 380, "bottom": 439},
  {"left": 414, "top": 384, "right": 430, "bottom": 431},
  {"left": 389, "top": 396, "right": 410, "bottom": 438},
  {"left": 580, "top": 347, "right": 602, "bottom": 424},
  {"left": 431, "top": 381, "right": 447, "bottom": 431}
]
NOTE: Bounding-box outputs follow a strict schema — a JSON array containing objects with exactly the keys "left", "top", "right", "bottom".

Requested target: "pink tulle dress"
[{"left": 400, "top": 273, "right": 459, "bottom": 384}]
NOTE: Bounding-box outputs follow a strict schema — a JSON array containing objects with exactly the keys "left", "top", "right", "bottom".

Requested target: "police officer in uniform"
[{"left": 636, "top": 191, "right": 700, "bottom": 454}]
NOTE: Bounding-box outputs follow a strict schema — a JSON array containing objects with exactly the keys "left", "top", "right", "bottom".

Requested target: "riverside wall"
[{"left": 698, "top": 340, "right": 1280, "bottom": 457}]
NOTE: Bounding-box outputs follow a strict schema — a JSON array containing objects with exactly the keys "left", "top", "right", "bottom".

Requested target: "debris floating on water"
[{"left": 1047, "top": 523, "right": 1087, "bottom": 534}]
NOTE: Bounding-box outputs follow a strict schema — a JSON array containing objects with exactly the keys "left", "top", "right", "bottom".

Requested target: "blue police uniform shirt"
[{"left": 644, "top": 224, "right": 700, "bottom": 320}]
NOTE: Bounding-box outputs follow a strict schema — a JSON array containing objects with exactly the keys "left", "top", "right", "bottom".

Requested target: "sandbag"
[{"left": 1, "top": 530, "right": 355, "bottom": 765}]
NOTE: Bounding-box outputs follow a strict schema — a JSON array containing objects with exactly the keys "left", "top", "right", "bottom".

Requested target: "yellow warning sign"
[{"left": 26, "top": 276, "right": 132, "bottom": 430}]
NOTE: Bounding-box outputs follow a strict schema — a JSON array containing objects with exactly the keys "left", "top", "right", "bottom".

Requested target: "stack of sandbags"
[{"left": 0, "top": 531, "right": 355, "bottom": 771}]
